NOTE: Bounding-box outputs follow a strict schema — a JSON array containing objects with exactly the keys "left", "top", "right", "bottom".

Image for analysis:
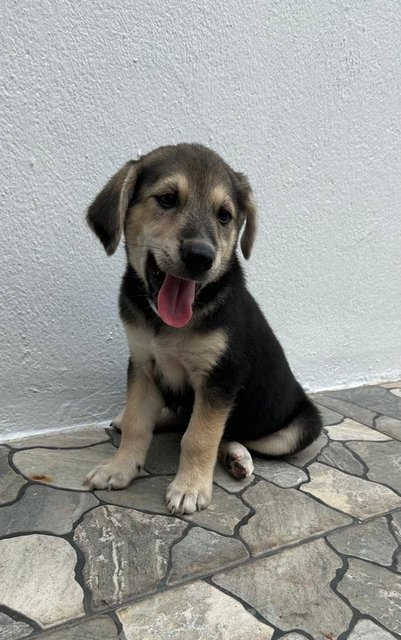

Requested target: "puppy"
[{"left": 85, "top": 143, "right": 322, "bottom": 514}]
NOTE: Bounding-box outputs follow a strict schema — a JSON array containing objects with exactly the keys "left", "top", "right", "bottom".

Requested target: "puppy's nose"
[{"left": 180, "top": 239, "right": 215, "bottom": 277}]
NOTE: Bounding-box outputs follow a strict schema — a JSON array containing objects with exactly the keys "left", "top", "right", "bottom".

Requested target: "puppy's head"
[{"left": 87, "top": 143, "right": 257, "bottom": 327}]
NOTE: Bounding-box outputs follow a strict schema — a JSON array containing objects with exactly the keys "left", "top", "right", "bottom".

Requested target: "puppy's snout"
[{"left": 180, "top": 239, "right": 215, "bottom": 277}]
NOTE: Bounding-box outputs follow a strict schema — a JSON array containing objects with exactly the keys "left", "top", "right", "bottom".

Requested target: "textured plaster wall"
[{"left": 1, "top": 1, "right": 401, "bottom": 436}]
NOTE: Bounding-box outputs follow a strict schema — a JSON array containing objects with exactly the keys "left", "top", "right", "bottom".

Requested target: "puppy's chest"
[{"left": 125, "top": 325, "right": 227, "bottom": 391}]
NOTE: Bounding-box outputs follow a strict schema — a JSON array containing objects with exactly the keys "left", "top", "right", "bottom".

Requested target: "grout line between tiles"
[
  {"left": 0, "top": 604, "right": 41, "bottom": 635},
  {"left": 203, "top": 576, "right": 281, "bottom": 631}
]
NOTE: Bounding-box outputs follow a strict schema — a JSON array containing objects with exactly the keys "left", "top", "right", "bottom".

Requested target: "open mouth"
[{"left": 146, "top": 253, "right": 196, "bottom": 328}]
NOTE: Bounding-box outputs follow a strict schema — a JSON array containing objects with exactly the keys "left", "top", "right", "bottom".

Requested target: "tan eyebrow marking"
[
  {"left": 151, "top": 173, "right": 189, "bottom": 202},
  {"left": 210, "top": 185, "right": 236, "bottom": 217}
]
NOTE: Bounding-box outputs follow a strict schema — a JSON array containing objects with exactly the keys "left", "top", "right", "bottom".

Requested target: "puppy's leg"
[
  {"left": 109, "top": 358, "right": 134, "bottom": 432},
  {"left": 166, "top": 398, "right": 230, "bottom": 515},
  {"left": 85, "top": 368, "right": 163, "bottom": 490},
  {"left": 218, "top": 440, "right": 254, "bottom": 480},
  {"left": 110, "top": 409, "right": 124, "bottom": 432},
  {"left": 244, "top": 399, "right": 322, "bottom": 456},
  {"left": 112, "top": 406, "right": 181, "bottom": 435},
  {"left": 244, "top": 420, "right": 302, "bottom": 456}
]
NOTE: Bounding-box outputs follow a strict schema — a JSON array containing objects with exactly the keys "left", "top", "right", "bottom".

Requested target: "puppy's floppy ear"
[
  {"left": 235, "top": 172, "right": 257, "bottom": 260},
  {"left": 86, "top": 161, "right": 138, "bottom": 255}
]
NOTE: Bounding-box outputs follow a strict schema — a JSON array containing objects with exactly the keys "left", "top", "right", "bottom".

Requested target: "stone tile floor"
[{"left": 1, "top": 381, "right": 401, "bottom": 639}]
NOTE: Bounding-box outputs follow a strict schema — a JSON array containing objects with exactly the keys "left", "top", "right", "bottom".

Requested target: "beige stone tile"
[
  {"left": 213, "top": 539, "right": 352, "bottom": 637},
  {"left": 0, "top": 446, "right": 25, "bottom": 505},
  {"left": 301, "top": 463, "right": 401, "bottom": 518},
  {"left": 119, "top": 581, "right": 273, "bottom": 639},
  {"left": 325, "top": 418, "right": 391, "bottom": 441},
  {"left": 0, "top": 535, "right": 84, "bottom": 627},
  {"left": 13, "top": 443, "right": 119, "bottom": 490},
  {"left": 338, "top": 559, "right": 401, "bottom": 634}
]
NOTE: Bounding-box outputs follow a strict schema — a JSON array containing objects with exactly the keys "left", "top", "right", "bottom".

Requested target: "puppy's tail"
[{"left": 244, "top": 399, "right": 322, "bottom": 457}]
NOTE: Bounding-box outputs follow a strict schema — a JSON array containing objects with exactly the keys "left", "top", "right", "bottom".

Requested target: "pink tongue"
[{"left": 157, "top": 274, "right": 196, "bottom": 328}]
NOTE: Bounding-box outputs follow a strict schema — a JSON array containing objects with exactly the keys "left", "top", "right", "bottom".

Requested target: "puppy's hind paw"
[{"left": 219, "top": 441, "right": 254, "bottom": 480}]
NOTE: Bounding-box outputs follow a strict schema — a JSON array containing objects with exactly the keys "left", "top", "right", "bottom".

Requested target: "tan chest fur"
[{"left": 125, "top": 323, "right": 227, "bottom": 391}]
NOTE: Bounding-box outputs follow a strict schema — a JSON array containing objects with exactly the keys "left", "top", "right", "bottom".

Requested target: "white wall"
[{"left": 1, "top": 0, "right": 401, "bottom": 437}]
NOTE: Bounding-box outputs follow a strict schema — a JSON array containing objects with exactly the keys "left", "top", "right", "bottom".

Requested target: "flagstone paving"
[{"left": 0, "top": 381, "right": 400, "bottom": 639}]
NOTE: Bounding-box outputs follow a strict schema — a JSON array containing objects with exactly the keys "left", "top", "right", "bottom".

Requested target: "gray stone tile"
[
  {"left": 280, "top": 635, "right": 310, "bottom": 640},
  {"left": 325, "top": 418, "right": 391, "bottom": 441},
  {"left": 118, "top": 581, "right": 273, "bottom": 639},
  {"left": 167, "top": 527, "right": 248, "bottom": 586},
  {"left": 0, "top": 446, "right": 25, "bottom": 505},
  {"left": 96, "top": 475, "right": 171, "bottom": 514},
  {"left": 311, "top": 394, "right": 376, "bottom": 427},
  {"left": 0, "top": 534, "right": 84, "bottom": 627},
  {"left": 318, "top": 442, "right": 365, "bottom": 476},
  {"left": 240, "top": 480, "right": 350, "bottom": 556},
  {"left": 184, "top": 486, "right": 249, "bottom": 535},
  {"left": 348, "top": 441, "right": 401, "bottom": 493},
  {"left": 348, "top": 619, "right": 396, "bottom": 639},
  {"left": 13, "top": 442, "right": 119, "bottom": 490},
  {"left": 0, "top": 485, "right": 98, "bottom": 536},
  {"left": 375, "top": 416, "right": 401, "bottom": 440},
  {"left": 390, "top": 388, "right": 401, "bottom": 399},
  {"left": 74, "top": 505, "right": 186, "bottom": 608},
  {"left": 98, "top": 478, "right": 249, "bottom": 535},
  {"left": 252, "top": 459, "right": 308, "bottom": 487},
  {"left": 0, "top": 612, "right": 33, "bottom": 640},
  {"left": 328, "top": 517, "right": 397, "bottom": 566},
  {"left": 314, "top": 402, "right": 344, "bottom": 426},
  {"left": 106, "top": 427, "right": 120, "bottom": 448},
  {"left": 9, "top": 426, "right": 109, "bottom": 449},
  {"left": 391, "top": 510, "right": 401, "bottom": 542},
  {"left": 33, "top": 616, "right": 119, "bottom": 639},
  {"left": 213, "top": 462, "right": 254, "bottom": 492},
  {"left": 213, "top": 539, "right": 352, "bottom": 637},
  {"left": 327, "top": 385, "right": 401, "bottom": 420},
  {"left": 285, "top": 433, "right": 328, "bottom": 467},
  {"left": 301, "top": 463, "right": 401, "bottom": 519},
  {"left": 144, "top": 432, "right": 182, "bottom": 474},
  {"left": 338, "top": 558, "right": 401, "bottom": 634},
  {"left": 391, "top": 511, "right": 401, "bottom": 571}
]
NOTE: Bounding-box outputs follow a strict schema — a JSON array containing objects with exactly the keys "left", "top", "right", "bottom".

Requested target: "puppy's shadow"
[{"left": 106, "top": 427, "right": 183, "bottom": 476}]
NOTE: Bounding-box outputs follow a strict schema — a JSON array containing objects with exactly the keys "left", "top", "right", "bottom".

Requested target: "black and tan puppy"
[{"left": 85, "top": 143, "right": 322, "bottom": 514}]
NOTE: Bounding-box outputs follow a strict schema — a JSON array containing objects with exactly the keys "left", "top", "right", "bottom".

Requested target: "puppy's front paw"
[
  {"left": 166, "top": 477, "right": 212, "bottom": 515},
  {"left": 84, "top": 459, "right": 137, "bottom": 491}
]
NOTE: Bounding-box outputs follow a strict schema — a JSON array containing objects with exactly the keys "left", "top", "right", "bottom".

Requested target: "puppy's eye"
[
  {"left": 155, "top": 193, "right": 178, "bottom": 209},
  {"left": 217, "top": 208, "right": 232, "bottom": 225}
]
